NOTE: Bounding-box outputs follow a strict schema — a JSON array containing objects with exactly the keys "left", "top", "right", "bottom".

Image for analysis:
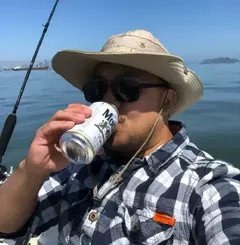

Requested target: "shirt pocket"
[{"left": 127, "top": 209, "right": 175, "bottom": 245}]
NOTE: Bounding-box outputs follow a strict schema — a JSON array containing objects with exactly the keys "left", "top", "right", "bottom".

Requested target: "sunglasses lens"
[
  {"left": 83, "top": 80, "right": 108, "bottom": 103},
  {"left": 112, "top": 78, "right": 140, "bottom": 102}
]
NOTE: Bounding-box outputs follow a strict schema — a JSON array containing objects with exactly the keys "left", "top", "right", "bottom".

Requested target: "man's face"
[{"left": 92, "top": 63, "right": 171, "bottom": 155}]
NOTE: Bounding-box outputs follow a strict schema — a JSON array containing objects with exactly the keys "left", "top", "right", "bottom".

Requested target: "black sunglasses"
[{"left": 82, "top": 76, "right": 169, "bottom": 103}]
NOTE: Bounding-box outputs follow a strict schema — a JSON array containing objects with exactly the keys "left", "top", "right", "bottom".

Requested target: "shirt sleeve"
[
  {"left": 191, "top": 160, "right": 240, "bottom": 245},
  {"left": 0, "top": 163, "right": 77, "bottom": 244}
]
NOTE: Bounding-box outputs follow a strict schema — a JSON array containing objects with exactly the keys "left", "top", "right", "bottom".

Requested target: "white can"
[{"left": 59, "top": 102, "right": 119, "bottom": 164}]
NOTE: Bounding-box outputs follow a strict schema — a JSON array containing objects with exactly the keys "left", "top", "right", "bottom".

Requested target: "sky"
[{"left": 1, "top": 0, "right": 240, "bottom": 63}]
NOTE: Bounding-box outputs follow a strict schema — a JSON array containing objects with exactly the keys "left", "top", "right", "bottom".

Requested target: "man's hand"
[{"left": 24, "top": 103, "right": 92, "bottom": 175}]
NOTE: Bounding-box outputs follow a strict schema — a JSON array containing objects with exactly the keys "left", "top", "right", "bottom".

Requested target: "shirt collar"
[
  {"left": 91, "top": 120, "right": 189, "bottom": 178},
  {"left": 145, "top": 120, "right": 189, "bottom": 174}
]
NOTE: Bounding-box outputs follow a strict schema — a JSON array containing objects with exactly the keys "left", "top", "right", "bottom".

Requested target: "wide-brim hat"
[{"left": 52, "top": 29, "right": 203, "bottom": 116}]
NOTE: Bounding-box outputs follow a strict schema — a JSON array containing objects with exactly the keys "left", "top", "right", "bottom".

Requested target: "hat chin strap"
[
  {"left": 95, "top": 89, "right": 169, "bottom": 200},
  {"left": 114, "top": 89, "right": 169, "bottom": 175}
]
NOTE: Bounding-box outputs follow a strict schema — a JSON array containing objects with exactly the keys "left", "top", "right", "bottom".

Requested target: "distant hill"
[{"left": 200, "top": 57, "right": 240, "bottom": 64}]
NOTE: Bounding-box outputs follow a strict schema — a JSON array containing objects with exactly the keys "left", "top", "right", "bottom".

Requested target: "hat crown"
[
  {"left": 52, "top": 29, "right": 203, "bottom": 117},
  {"left": 101, "top": 29, "right": 169, "bottom": 54}
]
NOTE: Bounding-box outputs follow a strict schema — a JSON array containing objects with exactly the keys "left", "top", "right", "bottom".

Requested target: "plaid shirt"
[{"left": 1, "top": 121, "right": 240, "bottom": 245}]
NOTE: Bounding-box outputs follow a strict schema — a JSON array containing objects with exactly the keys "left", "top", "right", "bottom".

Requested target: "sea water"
[{"left": 0, "top": 63, "right": 240, "bottom": 169}]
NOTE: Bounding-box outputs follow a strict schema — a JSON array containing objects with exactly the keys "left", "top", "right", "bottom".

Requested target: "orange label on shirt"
[{"left": 153, "top": 213, "right": 176, "bottom": 226}]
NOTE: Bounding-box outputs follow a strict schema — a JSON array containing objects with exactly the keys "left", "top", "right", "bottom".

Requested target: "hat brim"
[{"left": 52, "top": 50, "right": 203, "bottom": 116}]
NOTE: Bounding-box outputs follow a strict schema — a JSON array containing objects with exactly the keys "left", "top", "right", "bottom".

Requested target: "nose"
[{"left": 103, "top": 87, "right": 120, "bottom": 109}]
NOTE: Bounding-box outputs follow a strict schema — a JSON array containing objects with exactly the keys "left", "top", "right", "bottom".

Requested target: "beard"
[
  {"left": 104, "top": 128, "right": 148, "bottom": 158},
  {"left": 103, "top": 114, "right": 160, "bottom": 159}
]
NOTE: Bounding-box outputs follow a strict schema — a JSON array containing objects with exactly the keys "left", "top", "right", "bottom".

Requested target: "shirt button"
[
  {"left": 131, "top": 222, "right": 140, "bottom": 233},
  {"left": 88, "top": 211, "right": 98, "bottom": 222}
]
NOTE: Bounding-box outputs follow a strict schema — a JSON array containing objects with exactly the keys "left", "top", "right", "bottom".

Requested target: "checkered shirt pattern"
[{"left": 1, "top": 121, "right": 240, "bottom": 245}]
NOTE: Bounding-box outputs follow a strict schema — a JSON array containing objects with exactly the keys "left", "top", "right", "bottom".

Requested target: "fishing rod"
[{"left": 0, "top": 0, "right": 60, "bottom": 165}]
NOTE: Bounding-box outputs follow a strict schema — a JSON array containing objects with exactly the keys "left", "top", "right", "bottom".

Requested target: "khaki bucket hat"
[{"left": 52, "top": 29, "right": 203, "bottom": 116}]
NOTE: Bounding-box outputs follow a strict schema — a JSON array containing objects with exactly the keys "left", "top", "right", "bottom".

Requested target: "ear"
[{"left": 162, "top": 89, "right": 177, "bottom": 116}]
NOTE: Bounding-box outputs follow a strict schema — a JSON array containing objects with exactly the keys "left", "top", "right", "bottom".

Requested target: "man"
[{"left": 0, "top": 29, "right": 240, "bottom": 245}]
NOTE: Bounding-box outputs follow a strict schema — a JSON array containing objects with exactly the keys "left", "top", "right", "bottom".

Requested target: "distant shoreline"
[{"left": 200, "top": 57, "right": 240, "bottom": 64}]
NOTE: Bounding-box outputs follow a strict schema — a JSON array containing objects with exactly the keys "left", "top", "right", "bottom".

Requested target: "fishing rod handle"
[{"left": 0, "top": 114, "right": 17, "bottom": 162}]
